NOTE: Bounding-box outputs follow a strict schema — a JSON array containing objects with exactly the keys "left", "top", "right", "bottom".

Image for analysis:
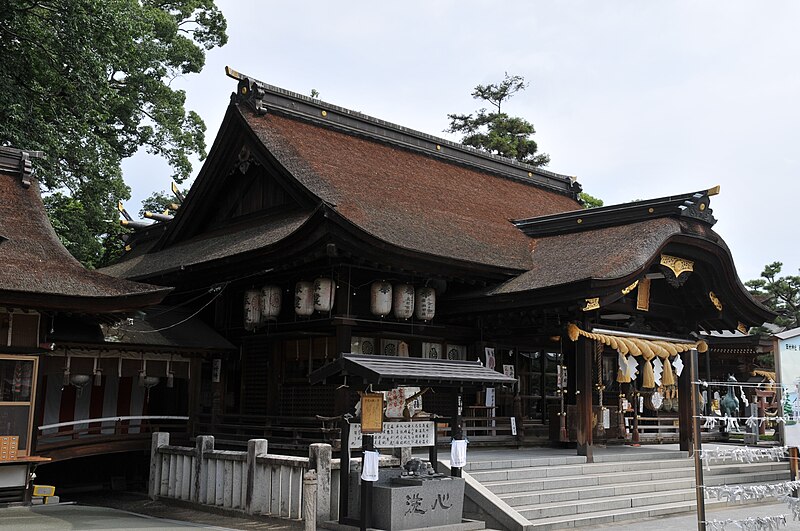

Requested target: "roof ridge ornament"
[
  {"left": 0, "top": 147, "right": 44, "bottom": 188},
  {"left": 513, "top": 187, "right": 720, "bottom": 238}
]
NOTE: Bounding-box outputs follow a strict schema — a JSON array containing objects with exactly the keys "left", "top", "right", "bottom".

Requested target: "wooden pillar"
[
  {"left": 338, "top": 419, "right": 351, "bottom": 523},
  {"left": 678, "top": 349, "right": 694, "bottom": 452},
  {"left": 186, "top": 358, "right": 203, "bottom": 438},
  {"left": 359, "top": 434, "right": 375, "bottom": 531},
  {"left": 335, "top": 325, "right": 352, "bottom": 414},
  {"left": 576, "top": 336, "right": 593, "bottom": 462}
]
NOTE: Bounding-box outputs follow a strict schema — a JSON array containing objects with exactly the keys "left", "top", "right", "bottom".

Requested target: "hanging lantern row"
[
  {"left": 244, "top": 278, "right": 436, "bottom": 329},
  {"left": 244, "top": 277, "right": 338, "bottom": 329},
  {"left": 370, "top": 281, "right": 435, "bottom": 321}
]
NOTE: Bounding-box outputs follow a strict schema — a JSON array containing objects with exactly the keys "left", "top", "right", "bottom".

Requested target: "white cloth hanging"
[
  {"left": 451, "top": 439, "right": 468, "bottom": 468},
  {"left": 361, "top": 450, "right": 380, "bottom": 482}
]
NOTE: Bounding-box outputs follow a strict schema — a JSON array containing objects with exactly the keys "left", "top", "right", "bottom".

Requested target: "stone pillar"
[
  {"left": 193, "top": 435, "right": 214, "bottom": 504},
  {"left": 149, "top": 432, "right": 169, "bottom": 500},
  {"left": 303, "top": 469, "right": 318, "bottom": 531},
  {"left": 246, "top": 438, "right": 268, "bottom": 515},
  {"left": 309, "top": 443, "right": 332, "bottom": 524}
]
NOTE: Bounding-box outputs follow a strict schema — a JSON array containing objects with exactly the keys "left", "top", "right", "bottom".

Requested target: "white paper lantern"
[
  {"left": 260, "top": 285, "right": 282, "bottom": 321},
  {"left": 313, "top": 277, "right": 336, "bottom": 312},
  {"left": 370, "top": 281, "right": 392, "bottom": 317},
  {"left": 393, "top": 283, "right": 415, "bottom": 319},
  {"left": 415, "top": 287, "right": 436, "bottom": 321},
  {"left": 244, "top": 289, "right": 262, "bottom": 330},
  {"left": 295, "top": 281, "right": 314, "bottom": 316}
]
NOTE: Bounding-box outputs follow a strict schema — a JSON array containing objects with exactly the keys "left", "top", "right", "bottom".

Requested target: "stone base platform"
[{"left": 321, "top": 517, "right": 486, "bottom": 531}]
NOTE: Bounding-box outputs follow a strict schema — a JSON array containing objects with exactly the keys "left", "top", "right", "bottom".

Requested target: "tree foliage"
[
  {"left": 447, "top": 73, "right": 550, "bottom": 167},
  {"left": 579, "top": 192, "right": 603, "bottom": 209},
  {"left": 0, "top": 0, "right": 227, "bottom": 267},
  {"left": 746, "top": 262, "right": 800, "bottom": 329}
]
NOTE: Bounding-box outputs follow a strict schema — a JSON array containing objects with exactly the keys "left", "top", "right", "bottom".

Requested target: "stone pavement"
[
  {"left": 0, "top": 504, "right": 235, "bottom": 530},
  {"left": 6, "top": 493, "right": 304, "bottom": 530}
]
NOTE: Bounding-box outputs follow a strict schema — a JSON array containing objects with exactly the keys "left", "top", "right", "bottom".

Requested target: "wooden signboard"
[{"left": 360, "top": 393, "right": 384, "bottom": 434}]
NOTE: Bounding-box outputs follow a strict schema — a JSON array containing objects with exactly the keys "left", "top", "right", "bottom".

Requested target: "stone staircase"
[{"left": 455, "top": 448, "right": 790, "bottom": 531}]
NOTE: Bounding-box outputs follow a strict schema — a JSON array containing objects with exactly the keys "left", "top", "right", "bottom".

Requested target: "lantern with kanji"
[
  {"left": 393, "top": 283, "right": 415, "bottom": 319},
  {"left": 260, "top": 285, "right": 282, "bottom": 321},
  {"left": 415, "top": 287, "right": 436, "bottom": 321},
  {"left": 370, "top": 281, "right": 392, "bottom": 317},
  {"left": 244, "top": 289, "right": 262, "bottom": 330},
  {"left": 313, "top": 277, "right": 336, "bottom": 312},
  {"left": 295, "top": 281, "right": 314, "bottom": 316}
]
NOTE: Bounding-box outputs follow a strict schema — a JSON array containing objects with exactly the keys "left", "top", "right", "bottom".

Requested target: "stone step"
[
  {"left": 518, "top": 488, "right": 697, "bottom": 521},
  {"left": 499, "top": 475, "right": 697, "bottom": 507},
  {"left": 463, "top": 456, "right": 586, "bottom": 472},
  {"left": 499, "top": 467, "right": 789, "bottom": 507},
  {"left": 462, "top": 449, "right": 688, "bottom": 472},
  {"left": 469, "top": 457, "right": 691, "bottom": 482},
  {"left": 590, "top": 450, "right": 689, "bottom": 463},
  {"left": 526, "top": 496, "right": 768, "bottom": 530},
  {"left": 484, "top": 463, "right": 787, "bottom": 495}
]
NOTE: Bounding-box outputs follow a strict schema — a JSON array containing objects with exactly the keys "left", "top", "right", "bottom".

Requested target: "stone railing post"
[
  {"left": 148, "top": 432, "right": 169, "bottom": 500},
  {"left": 309, "top": 443, "right": 332, "bottom": 524},
  {"left": 193, "top": 435, "right": 214, "bottom": 504},
  {"left": 245, "top": 438, "right": 268, "bottom": 515},
  {"left": 303, "top": 469, "right": 318, "bottom": 531}
]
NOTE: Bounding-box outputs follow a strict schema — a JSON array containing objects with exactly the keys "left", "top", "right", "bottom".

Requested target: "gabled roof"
[
  {"left": 107, "top": 73, "right": 585, "bottom": 278},
  {"left": 309, "top": 354, "right": 516, "bottom": 389},
  {"left": 0, "top": 147, "right": 170, "bottom": 312}
]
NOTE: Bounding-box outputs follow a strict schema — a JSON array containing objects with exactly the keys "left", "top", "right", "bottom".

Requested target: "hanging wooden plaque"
[{"left": 360, "top": 393, "right": 384, "bottom": 434}]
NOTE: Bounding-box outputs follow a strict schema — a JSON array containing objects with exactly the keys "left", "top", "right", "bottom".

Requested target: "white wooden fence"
[{"left": 149, "top": 433, "right": 397, "bottom": 524}]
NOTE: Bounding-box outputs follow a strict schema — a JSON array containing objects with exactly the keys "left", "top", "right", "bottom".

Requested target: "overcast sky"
[{"left": 122, "top": 1, "right": 800, "bottom": 283}]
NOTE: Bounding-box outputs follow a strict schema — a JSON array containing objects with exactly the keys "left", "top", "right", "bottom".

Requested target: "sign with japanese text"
[
  {"left": 360, "top": 393, "right": 384, "bottom": 434},
  {"left": 349, "top": 421, "right": 435, "bottom": 448}
]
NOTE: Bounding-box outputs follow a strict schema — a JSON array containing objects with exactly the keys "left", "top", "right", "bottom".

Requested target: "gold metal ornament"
[
  {"left": 660, "top": 254, "right": 694, "bottom": 278},
  {"left": 709, "top": 291, "right": 723, "bottom": 311},
  {"left": 582, "top": 297, "right": 600, "bottom": 311},
  {"left": 622, "top": 280, "right": 639, "bottom": 295}
]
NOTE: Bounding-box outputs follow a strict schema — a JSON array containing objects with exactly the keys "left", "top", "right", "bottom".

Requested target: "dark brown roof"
[
  {"left": 51, "top": 309, "right": 235, "bottom": 353},
  {"left": 101, "top": 209, "right": 312, "bottom": 279},
  {"left": 244, "top": 108, "right": 582, "bottom": 270},
  {"left": 0, "top": 151, "right": 170, "bottom": 312},
  {"left": 491, "top": 218, "right": 683, "bottom": 294}
]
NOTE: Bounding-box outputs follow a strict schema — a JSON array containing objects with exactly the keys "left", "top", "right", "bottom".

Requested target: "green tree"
[
  {"left": 447, "top": 73, "right": 550, "bottom": 167},
  {"left": 0, "top": 0, "right": 227, "bottom": 268},
  {"left": 579, "top": 192, "right": 604, "bottom": 209},
  {"left": 746, "top": 262, "right": 800, "bottom": 329}
]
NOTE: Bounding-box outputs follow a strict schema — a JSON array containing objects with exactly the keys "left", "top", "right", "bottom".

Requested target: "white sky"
[{"left": 121, "top": 0, "right": 800, "bottom": 283}]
